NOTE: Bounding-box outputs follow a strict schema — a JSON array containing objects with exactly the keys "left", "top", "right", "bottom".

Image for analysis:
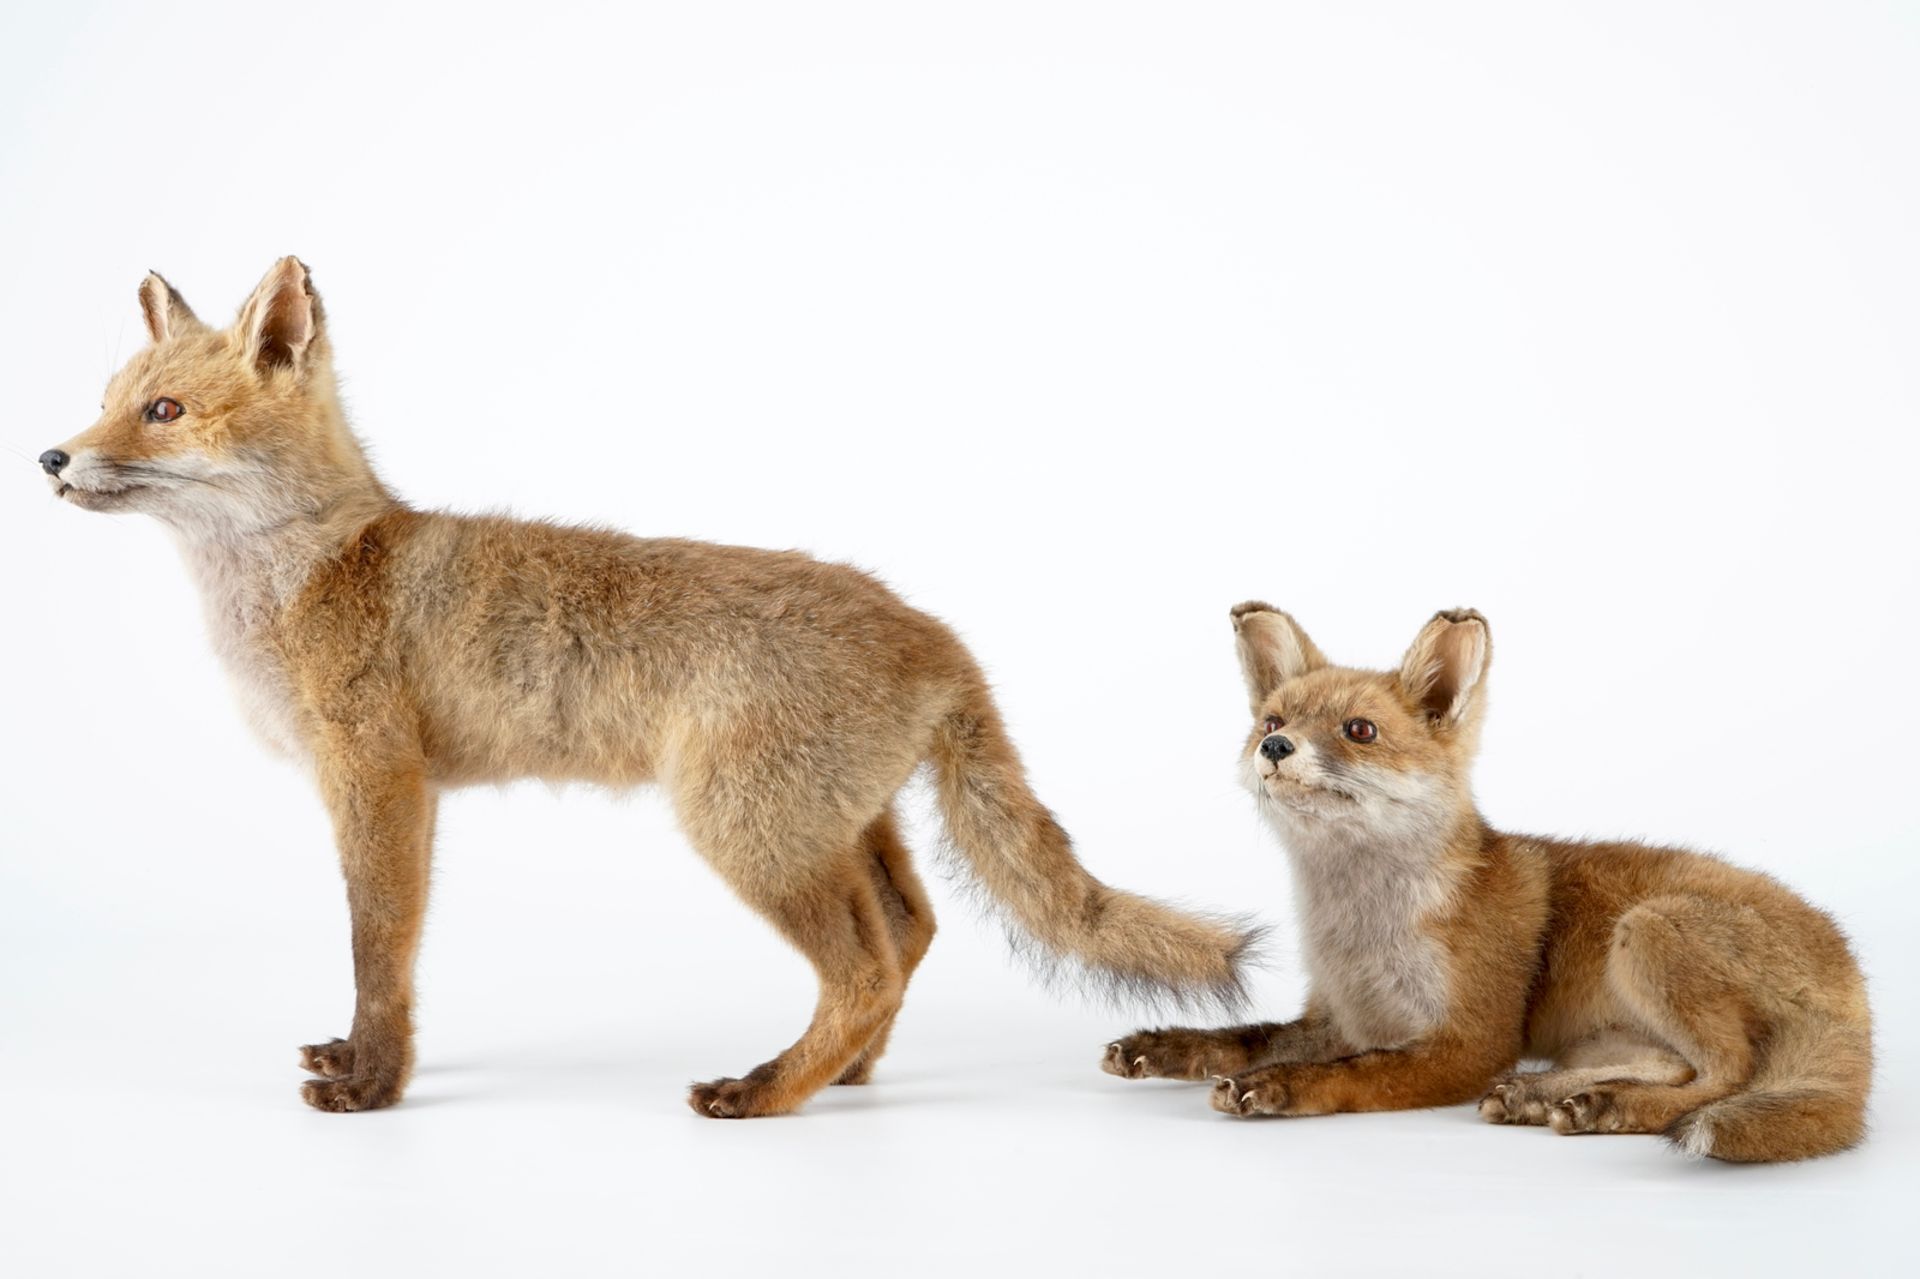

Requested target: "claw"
[{"left": 1208, "top": 1076, "right": 1249, "bottom": 1115}]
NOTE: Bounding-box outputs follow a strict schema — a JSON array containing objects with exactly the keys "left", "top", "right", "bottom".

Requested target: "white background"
[{"left": 2, "top": 2, "right": 1915, "bottom": 1275}]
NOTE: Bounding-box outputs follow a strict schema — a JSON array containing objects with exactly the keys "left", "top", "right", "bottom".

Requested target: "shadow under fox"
[
  {"left": 1104, "top": 603, "right": 1872, "bottom": 1163},
  {"left": 40, "top": 258, "right": 1255, "bottom": 1117}
]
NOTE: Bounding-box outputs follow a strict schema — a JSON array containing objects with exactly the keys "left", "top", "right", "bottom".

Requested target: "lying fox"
[
  {"left": 1103, "top": 603, "right": 1872, "bottom": 1162},
  {"left": 40, "top": 257, "right": 1256, "bottom": 1117}
]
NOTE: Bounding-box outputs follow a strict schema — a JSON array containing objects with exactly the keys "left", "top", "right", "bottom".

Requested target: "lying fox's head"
[
  {"left": 41, "top": 257, "right": 377, "bottom": 536},
  {"left": 1231, "top": 601, "right": 1491, "bottom": 845}
]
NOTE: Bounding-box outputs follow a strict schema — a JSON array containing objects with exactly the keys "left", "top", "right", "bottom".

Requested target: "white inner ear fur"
[
  {"left": 1236, "top": 611, "right": 1320, "bottom": 712},
  {"left": 250, "top": 291, "right": 312, "bottom": 362},
  {"left": 1402, "top": 619, "right": 1487, "bottom": 723},
  {"left": 240, "top": 261, "right": 318, "bottom": 370}
]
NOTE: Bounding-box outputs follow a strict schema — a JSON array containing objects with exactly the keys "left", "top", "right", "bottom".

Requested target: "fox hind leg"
[
  {"left": 1546, "top": 896, "right": 1758, "bottom": 1137},
  {"left": 674, "top": 769, "right": 909, "bottom": 1119},
  {"left": 687, "top": 860, "right": 905, "bottom": 1117},
  {"left": 835, "top": 810, "right": 936, "bottom": 1085}
]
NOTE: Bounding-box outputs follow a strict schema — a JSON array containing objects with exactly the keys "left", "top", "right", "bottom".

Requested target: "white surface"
[{"left": 2, "top": 3, "right": 1915, "bottom": 1275}]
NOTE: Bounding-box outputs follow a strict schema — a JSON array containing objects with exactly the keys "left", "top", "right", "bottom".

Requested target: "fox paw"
[
  {"left": 1548, "top": 1090, "right": 1624, "bottom": 1135},
  {"left": 1209, "top": 1074, "right": 1287, "bottom": 1117},
  {"left": 298, "top": 1038, "right": 355, "bottom": 1079},
  {"left": 1101, "top": 1039, "right": 1163, "bottom": 1080},
  {"left": 1478, "top": 1078, "right": 1552, "bottom": 1126},
  {"left": 687, "top": 1073, "right": 788, "bottom": 1119},
  {"left": 299, "top": 1074, "right": 401, "bottom": 1113},
  {"left": 1101, "top": 1030, "right": 1231, "bottom": 1081}
]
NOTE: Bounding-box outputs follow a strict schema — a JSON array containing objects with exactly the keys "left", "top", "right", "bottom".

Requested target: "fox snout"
[
  {"left": 1258, "top": 734, "right": 1295, "bottom": 763},
  {"left": 39, "top": 449, "right": 69, "bottom": 475}
]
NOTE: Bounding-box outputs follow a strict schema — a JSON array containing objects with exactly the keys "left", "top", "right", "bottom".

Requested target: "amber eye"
[
  {"left": 145, "top": 397, "right": 183, "bottom": 424},
  {"left": 1344, "top": 718, "right": 1377, "bottom": 743},
  {"left": 1263, "top": 714, "right": 1284, "bottom": 735}
]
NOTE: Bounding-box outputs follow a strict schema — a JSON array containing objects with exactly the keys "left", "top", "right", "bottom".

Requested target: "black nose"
[
  {"left": 39, "top": 449, "right": 69, "bottom": 475},
  {"left": 1260, "top": 734, "right": 1294, "bottom": 762}
]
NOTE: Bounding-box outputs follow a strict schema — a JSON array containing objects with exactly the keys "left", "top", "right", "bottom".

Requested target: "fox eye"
[
  {"left": 145, "top": 397, "right": 183, "bottom": 424},
  {"left": 1344, "top": 718, "right": 1377, "bottom": 743},
  {"left": 1263, "top": 714, "right": 1284, "bottom": 735}
]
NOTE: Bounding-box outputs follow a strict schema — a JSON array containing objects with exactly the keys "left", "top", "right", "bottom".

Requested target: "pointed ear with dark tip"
[
  {"left": 1230, "top": 601, "right": 1328, "bottom": 714},
  {"left": 138, "top": 271, "right": 202, "bottom": 344},
  {"left": 1398, "top": 609, "right": 1491, "bottom": 727},
  {"left": 236, "top": 256, "right": 324, "bottom": 375}
]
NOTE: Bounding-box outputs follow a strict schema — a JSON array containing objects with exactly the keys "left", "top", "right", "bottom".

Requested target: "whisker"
[{"left": 109, "top": 462, "right": 229, "bottom": 488}]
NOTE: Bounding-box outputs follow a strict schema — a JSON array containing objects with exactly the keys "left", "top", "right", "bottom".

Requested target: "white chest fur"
[
  {"left": 178, "top": 534, "right": 315, "bottom": 759},
  {"left": 1261, "top": 802, "right": 1462, "bottom": 1050}
]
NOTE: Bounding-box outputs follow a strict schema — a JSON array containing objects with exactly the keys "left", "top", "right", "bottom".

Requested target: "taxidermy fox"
[
  {"left": 39, "top": 257, "right": 1256, "bottom": 1117},
  {"left": 1102, "top": 602, "right": 1871, "bottom": 1162}
]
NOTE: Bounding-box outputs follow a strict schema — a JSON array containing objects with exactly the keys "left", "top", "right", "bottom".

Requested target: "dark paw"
[
  {"left": 1100, "top": 1030, "right": 1220, "bottom": 1081},
  {"left": 1101, "top": 1038, "right": 1158, "bottom": 1079},
  {"left": 299, "top": 1075, "right": 400, "bottom": 1113},
  {"left": 688, "top": 1074, "right": 784, "bottom": 1119},
  {"left": 1478, "top": 1078, "right": 1551, "bottom": 1126},
  {"left": 1209, "top": 1073, "right": 1287, "bottom": 1117},
  {"left": 299, "top": 1038, "right": 355, "bottom": 1079},
  {"left": 1549, "top": 1090, "right": 1622, "bottom": 1135}
]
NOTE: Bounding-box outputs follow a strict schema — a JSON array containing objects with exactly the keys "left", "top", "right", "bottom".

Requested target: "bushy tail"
[
  {"left": 1668, "top": 1013, "right": 1872, "bottom": 1163},
  {"left": 927, "top": 685, "right": 1259, "bottom": 1012}
]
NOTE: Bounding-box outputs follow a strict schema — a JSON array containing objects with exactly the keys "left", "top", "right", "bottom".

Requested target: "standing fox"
[
  {"left": 1103, "top": 603, "right": 1872, "bottom": 1162},
  {"left": 39, "top": 258, "right": 1256, "bottom": 1117}
]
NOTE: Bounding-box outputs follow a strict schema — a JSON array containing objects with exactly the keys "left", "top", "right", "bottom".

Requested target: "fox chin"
[{"left": 40, "top": 257, "right": 1259, "bottom": 1117}]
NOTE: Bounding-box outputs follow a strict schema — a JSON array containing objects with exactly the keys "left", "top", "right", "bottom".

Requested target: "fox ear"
[
  {"left": 138, "top": 271, "right": 202, "bottom": 344},
  {"left": 1231, "top": 601, "right": 1327, "bottom": 714},
  {"left": 1398, "top": 609, "right": 1491, "bottom": 727},
  {"left": 236, "top": 256, "right": 324, "bottom": 376}
]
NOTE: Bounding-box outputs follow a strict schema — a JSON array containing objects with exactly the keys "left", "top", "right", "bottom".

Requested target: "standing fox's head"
[
  {"left": 40, "top": 257, "right": 380, "bottom": 535},
  {"left": 1230, "top": 601, "right": 1492, "bottom": 847}
]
